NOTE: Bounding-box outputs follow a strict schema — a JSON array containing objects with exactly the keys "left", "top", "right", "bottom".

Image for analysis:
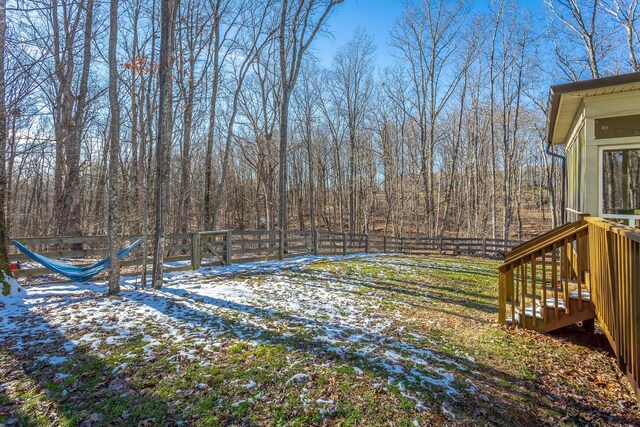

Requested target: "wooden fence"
[
  {"left": 585, "top": 216, "right": 640, "bottom": 398},
  {"left": 8, "top": 230, "right": 521, "bottom": 284}
]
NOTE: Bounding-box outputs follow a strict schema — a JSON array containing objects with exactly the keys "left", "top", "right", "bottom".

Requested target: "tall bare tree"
[
  {"left": 152, "top": 0, "right": 178, "bottom": 289},
  {"left": 390, "top": 0, "right": 468, "bottom": 236},
  {"left": 277, "top": 0, "right": 343, "bottom": 230},
  {"left": 50, "top": 0, "right": 95, "bottom": 241},
  {"left": 546, "top": 0, "right": 606, "bottom": 79},
  {"left": 107, "top": 0, "right": 121, "bottom": 294},
  {"left": 0, "top": 0, "right": 11, "bottom": 284},
  {"left": 603, "top": 0, "right": 640, "bottom": 71},
  {"left": 332, "top": 28, "right": 375, "bottom": 233}
]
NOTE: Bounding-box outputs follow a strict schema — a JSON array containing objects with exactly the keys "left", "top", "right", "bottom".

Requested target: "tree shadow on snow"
[
  {"left": 0, "top": 293, "right": 172, "bottom": 426},
  {"left": 132, "top": 286, "right": 637, "bottom": 425}
]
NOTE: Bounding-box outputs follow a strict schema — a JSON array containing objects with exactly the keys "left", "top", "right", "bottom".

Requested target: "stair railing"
[
  {"left": 498, "top": 219, "right": 589, "bottom": 328},
  {"left": 585, "top": 217, "right": 640, "bottom": 398}
]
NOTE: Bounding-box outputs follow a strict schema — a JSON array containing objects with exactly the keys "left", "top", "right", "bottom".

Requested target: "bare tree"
[
  {"left": 546, "top": 0, "right": 606, "bottom": 78},
  {"left": 390, "top": 0, "right": 468, "bottom": 236},
  {"left": 277, "top": 0, "right": 343, "bottom": 230},
  {"left": 210, "top": 0, "right": 274, "bottom": 228},
  {"left": 0, "top": 0, "right": 11, "bottom": 283},
  {"left": 49, "top": 0, "right": 95, "bottom": 241},
  {"left": 603, "top": 0, "right": 640, "bottom": 71},
  {"left": 152, "top": 0, "right": 178, "bottom": 289},
  {"left": 107, "top": 0, "right": 121, "bottom": 294},
  {"left": 332, "top": 28, "right": 375, "bottom": 233}
]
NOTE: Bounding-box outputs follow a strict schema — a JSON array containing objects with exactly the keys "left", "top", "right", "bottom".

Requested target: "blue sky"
[{"left": 312, "top": 0, "right": 546, "bottom": 68}]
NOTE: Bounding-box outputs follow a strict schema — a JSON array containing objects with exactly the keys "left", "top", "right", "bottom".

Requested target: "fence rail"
[{"left": 8, "top": 230, "right": 522, "bottom": 284}]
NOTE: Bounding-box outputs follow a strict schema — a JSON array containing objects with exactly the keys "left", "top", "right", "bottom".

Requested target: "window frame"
[{"left": 598, "top": 143, "right": 640, "bottom": 226}]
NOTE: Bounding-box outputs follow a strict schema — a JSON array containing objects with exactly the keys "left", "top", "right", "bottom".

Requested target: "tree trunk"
[
  {"left": 152, "top": 0, "right": 177, "bottom": 289},
  {"left": 0, "top": 0, "right": 12, "bottom": 283},
  {"left": 107, "top": 0, "right": 120, "bottom": 295}
]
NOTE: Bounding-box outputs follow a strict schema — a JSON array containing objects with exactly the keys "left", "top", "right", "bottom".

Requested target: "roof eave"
[{"left": 546, "top": 72, "right": 640, "bottom": 144}]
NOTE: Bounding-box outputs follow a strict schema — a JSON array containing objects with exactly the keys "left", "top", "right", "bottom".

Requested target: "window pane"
[
  {"left": 602, "top": 148, "right": 640, "bottom": 214},
  {"left": 595, "top": 114, "right": 640, "bottom": 139}
]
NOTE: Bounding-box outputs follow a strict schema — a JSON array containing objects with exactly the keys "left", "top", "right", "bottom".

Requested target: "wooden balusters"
[
  {"left": 542, "top": 251, "right": 547, "bottom": 325},
  {"left": 552, "top": 243, "right": 559, "bottom": 321}
]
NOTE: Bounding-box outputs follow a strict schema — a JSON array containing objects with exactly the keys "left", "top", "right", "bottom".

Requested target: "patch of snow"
[
  {"left": 1, "top": 253, "right": 471, "bottom": 411},
  {"left": 286, "top": 373, "right": 310, "bottom": 384},
  {"left": 231, "top": 398, "right": 254, "bottom": 408},
  {"left": 47, "top": 356, "right": 68, "bottom": 365},
  {"left": 243, "top": 380, "right": 257, "bottom": 390},
  {"left": 0, "top": 273, "right": 25, "bottom": 303}
]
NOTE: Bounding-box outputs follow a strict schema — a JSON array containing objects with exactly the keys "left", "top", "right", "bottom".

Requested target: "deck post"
[
  {"left": 225, "top": 230, "right": 233, "bottom": 266},
  {"left": 313, "top": 229, "right": 319, "bottom": 256},
  {"left": 279, "top": 230, "right": 285, "bottom": 260},
  {"left": 191, "top": 233, "right": 201, "bottom": 270},
  {"left": 342, "top": 232, "right": 347, "bottom": 256}
]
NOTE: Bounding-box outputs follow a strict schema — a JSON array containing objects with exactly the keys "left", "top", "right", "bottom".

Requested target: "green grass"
[{"left": 0, "top": 255, "right": 637, "bottom": 425}]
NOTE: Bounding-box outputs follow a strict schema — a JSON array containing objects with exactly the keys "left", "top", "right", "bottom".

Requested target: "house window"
[
  {"left": 602, "top": 148, "right": 640, "bottom": 215},
  {"left": 595, "top": 114, "right": 640, "bottom": 139}
]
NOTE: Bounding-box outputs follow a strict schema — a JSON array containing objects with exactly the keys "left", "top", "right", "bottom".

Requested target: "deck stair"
[
  {"left": 499, "top": 215, "right": 640, "bottom": 399},
  {"left": 498, "top": 218, "right": 594, "bottom": 333}
]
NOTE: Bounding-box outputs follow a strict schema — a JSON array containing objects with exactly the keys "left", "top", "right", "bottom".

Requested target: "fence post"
[
  {"left": 365, "top": 234, "right": 370, "bottom": 253},
  {"left": 383, "top": 235, "right": 388, "bottom": 253},
  {"left": 482, "top": 238, "right": 487, "bottom": 257},
  {"left": 191, "top": 233, "right": 201, "bottom": 270},
  {"left": 225, "top": 230, "right": 233, "bottom": 266},
  {"left": 439, "top": 238, "right": 444, "bottom": 254},
  {"left": 342, "top": 232, "right": 347, "bottom": 256},
  {"left": 313, "top": 230, "right": 319, "bottom": 255},
  {"left": 279, "top": 230, "right": 285, "bottom": 260}
]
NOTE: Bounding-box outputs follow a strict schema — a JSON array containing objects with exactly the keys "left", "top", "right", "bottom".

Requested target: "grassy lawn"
[{"left": 0, "top": 254, "right": 638, "bottom": 426}]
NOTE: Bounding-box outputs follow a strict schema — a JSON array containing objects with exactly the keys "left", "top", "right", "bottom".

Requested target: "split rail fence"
[{"left": 8, "top": 230, "right": 521, "bottom": 284}]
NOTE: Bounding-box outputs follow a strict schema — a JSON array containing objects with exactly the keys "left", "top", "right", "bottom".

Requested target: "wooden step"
[{"left": 506, "top": 290, "right": 595, "bottom": 333}]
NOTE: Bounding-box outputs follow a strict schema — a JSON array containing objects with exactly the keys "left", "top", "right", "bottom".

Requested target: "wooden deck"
[{"left": 498, "top": 215, "right": 640, "bottom": 399}]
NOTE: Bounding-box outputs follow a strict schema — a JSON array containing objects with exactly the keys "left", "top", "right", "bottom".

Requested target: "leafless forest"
[{"left": 2, "top": 0, "right": 639, "bottom": 247}]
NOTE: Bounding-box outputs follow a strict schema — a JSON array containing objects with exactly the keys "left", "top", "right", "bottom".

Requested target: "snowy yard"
[{"left": 1, "top": 254, "right": 638, "bottom": 426}]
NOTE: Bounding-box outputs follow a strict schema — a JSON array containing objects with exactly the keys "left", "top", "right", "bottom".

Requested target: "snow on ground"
[
  {"left": 0, "top": 254, "right": 469, "bottom": 409},
  {"left": 0, "top": 273, "right": 25, "bottom": 302}
]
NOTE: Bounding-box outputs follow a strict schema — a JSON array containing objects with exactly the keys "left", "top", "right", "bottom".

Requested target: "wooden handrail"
[
  {"left": 499, "top": 215, "right": 640, "bottom": 400},
  {"left": 503, "top": 219, "right": 585, "bottom": 261},
  {"left": 584, "top": 216, "right": 640, "bottom": 243},
  {"left": 498, "top": 219, "right": 590, "bottom": 329},
  {"left": 499, "top": 222, "right": 588, "bottom": 270}
]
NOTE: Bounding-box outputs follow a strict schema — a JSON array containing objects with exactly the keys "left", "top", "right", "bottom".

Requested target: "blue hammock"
[{"left": 10, "top": 237, "right": 144, "bottom": 282}]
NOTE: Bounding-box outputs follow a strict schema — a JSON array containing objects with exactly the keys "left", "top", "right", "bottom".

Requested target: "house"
[
  {"left": 547, "top": 72, "right": 640, "bottom": 226},
  {"left": 498, "top": 72, "right": 640, "bottom": 399}
]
